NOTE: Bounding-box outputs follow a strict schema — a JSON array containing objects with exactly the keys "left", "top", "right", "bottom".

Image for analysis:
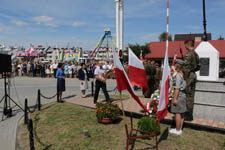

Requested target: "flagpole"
[{"left": 119, "top": 92, "right": 126, "bottom": 122}]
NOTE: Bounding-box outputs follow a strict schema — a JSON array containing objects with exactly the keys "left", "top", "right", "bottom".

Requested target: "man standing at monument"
[{"left": 183, "top": 39, "right": 200, "bottom": 121}]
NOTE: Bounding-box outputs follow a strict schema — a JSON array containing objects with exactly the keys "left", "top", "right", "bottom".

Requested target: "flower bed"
[{"left": 96, "top": 102, "right": 122, "bottom": 122}]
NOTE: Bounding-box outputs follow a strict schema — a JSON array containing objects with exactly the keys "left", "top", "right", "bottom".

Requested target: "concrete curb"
[{"left": 14, "top": 113, "right": 24, "bottom": 150}]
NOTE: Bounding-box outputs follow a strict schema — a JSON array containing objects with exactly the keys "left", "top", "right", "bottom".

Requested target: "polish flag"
[
  {"left": 171, "top": 50, "right": 177, "bottom": 73},
  {"left": 113, "top": 50, "right": 148, "bottom": 113},
  {"left": 157, "top": 47, "right": 170, "bottom": 121},
  {"left": 128, "top": 48, "right": 148, "bottom": 94}
]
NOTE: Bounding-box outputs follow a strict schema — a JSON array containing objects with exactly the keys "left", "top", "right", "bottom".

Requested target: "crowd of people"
[
  {"left": 12, "top": 61, "right": 98, "bottom": 79},
  {"left": 54, "top": 60, "right": 113, "bottom": 104}
]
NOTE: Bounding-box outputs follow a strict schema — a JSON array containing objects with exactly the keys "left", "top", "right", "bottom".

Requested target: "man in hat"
[{"left": 183, "top": 39, "right": 200, "bottom": 121}]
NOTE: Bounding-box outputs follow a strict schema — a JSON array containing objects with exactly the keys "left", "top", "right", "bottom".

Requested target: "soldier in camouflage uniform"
[
  {"left": 183, "top": 39, "right": 200, "bottom": 121},
  {"left": 144, "top": 60, "right": 156, "bottom": 98}
]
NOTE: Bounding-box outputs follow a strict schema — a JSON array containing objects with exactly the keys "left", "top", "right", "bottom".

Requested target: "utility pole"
[
  {"left": 202, "top": 0, "right": 208, "bottom": 41},
  {"left": 119, "top": 0, "right": 124, "bottom": 51},
  {"left": 115, "top": 0, "right": 120, "bottom": 50},
  {"left": 115, "top": 0, "right": 124, "bottom": 51}
]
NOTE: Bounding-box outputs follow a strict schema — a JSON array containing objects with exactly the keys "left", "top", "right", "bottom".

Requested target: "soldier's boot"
[{"left": 184, "top": 111, "right": 193, "bottom": 121}]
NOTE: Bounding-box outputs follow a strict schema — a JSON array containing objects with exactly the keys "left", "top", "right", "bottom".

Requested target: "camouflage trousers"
[
  {"left": 185, "top": 72, "right": 197, "bottom": 112},
  {"left": 144, "top": 76, "right": 155, "bottom": 98}
]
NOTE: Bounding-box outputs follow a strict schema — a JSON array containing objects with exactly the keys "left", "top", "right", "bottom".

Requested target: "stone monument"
[
  {"left": 193, "top": 41, "right": 225, "bottom": 123},
  {"left": 195, "top": 41, "right": 219, "bottom": 81}
]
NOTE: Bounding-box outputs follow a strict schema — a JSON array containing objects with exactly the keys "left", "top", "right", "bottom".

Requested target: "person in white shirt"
[
  {"left": 93, "top": 61, "right": 110, "bottom": 104},
  {"left": 52, "top": 61, "right": 58, "bottom": 78}
]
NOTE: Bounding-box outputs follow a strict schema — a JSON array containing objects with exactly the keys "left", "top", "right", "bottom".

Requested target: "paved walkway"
[
  {"left": 66, "top": 96, "right": 225, "bottom": 130},
  {"left": 0, "top": 112, "right": 23, "bottom": 150}
]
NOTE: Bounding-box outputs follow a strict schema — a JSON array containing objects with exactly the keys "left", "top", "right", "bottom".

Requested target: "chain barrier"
[
  {"left": 27, "top": 98, "right": 38, "bottom": 113},
  {"left": 40, "top": 93, "right": 57, "bottom": 100}
]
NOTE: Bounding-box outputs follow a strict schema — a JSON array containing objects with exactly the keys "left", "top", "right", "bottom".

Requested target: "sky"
[{"left": 0, "top": 0, "right": 224, "bottom": 50}]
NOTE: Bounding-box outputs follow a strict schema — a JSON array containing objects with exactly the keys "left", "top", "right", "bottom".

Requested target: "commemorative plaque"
[{"left": 199, "top": 58, "right": 209, "bottom": 76}]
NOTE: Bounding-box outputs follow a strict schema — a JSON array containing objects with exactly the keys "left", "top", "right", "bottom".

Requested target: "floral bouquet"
[{"left": 144, "top": 88, "right": 174, "bottom": 116}]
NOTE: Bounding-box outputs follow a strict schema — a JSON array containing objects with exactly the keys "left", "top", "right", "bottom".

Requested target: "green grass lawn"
[{"left": 17, "top": 102, "right": 225, "bottom": 150}]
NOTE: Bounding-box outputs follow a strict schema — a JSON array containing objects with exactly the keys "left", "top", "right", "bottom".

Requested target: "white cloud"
[
  {"left": 33, "top": 15, "right": 57, "bottom": 27},
  {"left": 72, "top": 22, "right": 86, "bottom": 27},
  {"left": 11, "top": 20, "right": 27, "bottom": 26},
  {"left": 33, "top": 16, "right": 53, "bottom": 24}
]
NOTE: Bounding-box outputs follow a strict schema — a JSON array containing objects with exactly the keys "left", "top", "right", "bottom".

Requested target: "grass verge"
[{"left": 17, "top": 102, "right": 225, "bottom": 150}]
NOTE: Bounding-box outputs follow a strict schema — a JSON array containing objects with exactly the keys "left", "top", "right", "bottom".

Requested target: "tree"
[
  {"left": 122, "top": 43, "right": 150, "bottom": 63},
  {"left": 159, "top": 32, "right": 172, "bottom": 41},
  {"left": 218, "top": 35, "right": 224, "bottom": 40}
]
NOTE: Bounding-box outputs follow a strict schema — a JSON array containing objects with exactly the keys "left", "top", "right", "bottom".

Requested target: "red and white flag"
[
  {"left": 171, "top": 50, "right": 177, "bottom": 73},
  {"left": 113, "top": 50, "right": 148, "bottom": 113},
  {"left": 157, "top": 48, "right": 170, "bottom": 121},
  {"left": 128, "top": 48, "right": 148, "bottom": 94}
]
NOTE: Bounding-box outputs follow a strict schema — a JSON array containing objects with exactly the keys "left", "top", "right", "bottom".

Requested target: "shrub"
[{"left": 137, "top": 117, "right": 160, "bottom": 135}]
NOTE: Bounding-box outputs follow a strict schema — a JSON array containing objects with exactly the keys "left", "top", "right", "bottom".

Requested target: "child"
[{"left": 169, "top": 59, "right": 186, "bottom": 135}]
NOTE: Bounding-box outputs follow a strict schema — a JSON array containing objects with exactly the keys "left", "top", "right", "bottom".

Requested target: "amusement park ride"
[
  {"left": 90, "top": 28, "right": 116, "bottom": 60},
  {"left": 90, "top": 0, "right": 124, "bottom": 60}
]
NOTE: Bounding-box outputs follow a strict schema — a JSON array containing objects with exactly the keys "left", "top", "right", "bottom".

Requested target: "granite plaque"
[{"left": 200, "top": 58, "right": 209, "bottom": 76}]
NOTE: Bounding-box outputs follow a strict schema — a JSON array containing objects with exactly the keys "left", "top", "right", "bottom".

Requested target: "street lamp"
[{"left": 202, "top": 0, "right": 208, "bottom": 41}]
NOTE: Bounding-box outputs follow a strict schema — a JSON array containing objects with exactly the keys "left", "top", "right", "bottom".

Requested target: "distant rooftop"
[{"left": 174, "top": 33, "right": 212, "bottom": 41}]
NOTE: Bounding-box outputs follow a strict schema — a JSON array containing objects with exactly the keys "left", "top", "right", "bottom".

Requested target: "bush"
[{"left": 137, "top": 117, "right": 160, "bottom": 135}]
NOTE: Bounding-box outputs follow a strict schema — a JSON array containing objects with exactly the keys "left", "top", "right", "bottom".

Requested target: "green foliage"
[
  {"left": 137, "top": 117, "right": 160, "bottom": 135},
  {"left": 122, "top": 43, "right": 150, "bottom": 63},
  {"left": 96, "top": 102, "right": 122, "bottom": 120},
  {"left": 159, "top": 32, "right": 173, "bottom": 41}
]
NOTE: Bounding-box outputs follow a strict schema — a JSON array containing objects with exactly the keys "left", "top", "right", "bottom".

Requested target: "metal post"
[
  {"left": 24, "top": 98, "right": 28, "bottom": 124},
  {"left": 202, "top": 0, "right": 207, "bottom": 41},
  {"left": 28, "top": 119, "right": 35, "bottom": 150},
  {"left": 37, "top": 89, "right": 41, "bottom": 111},
  {"left": 57, "top": 91, "right": 59, "bottom": 102},
  {"left": 91, "top": 81, "right": 94, "bottom": 96}
]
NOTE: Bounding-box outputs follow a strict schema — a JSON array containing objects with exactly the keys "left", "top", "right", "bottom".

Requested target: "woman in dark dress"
[{"left": 56, "top": 63, "right": 65, "bottom": 102}]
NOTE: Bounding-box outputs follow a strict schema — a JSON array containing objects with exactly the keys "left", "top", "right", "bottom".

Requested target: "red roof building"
[
  {"left": 145, "top": 40, "right": 225, "bottom": 59},
  {"left": 145, "top": 40, "right": 225, "bottom": 67}
]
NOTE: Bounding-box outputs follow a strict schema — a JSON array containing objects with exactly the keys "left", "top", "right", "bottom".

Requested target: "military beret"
[
  {"left": 175, "top": 59, "right": 185, "bottom": 65},
  {"left": 184, "top": 38, "right": 195, "bottom": 44}
]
